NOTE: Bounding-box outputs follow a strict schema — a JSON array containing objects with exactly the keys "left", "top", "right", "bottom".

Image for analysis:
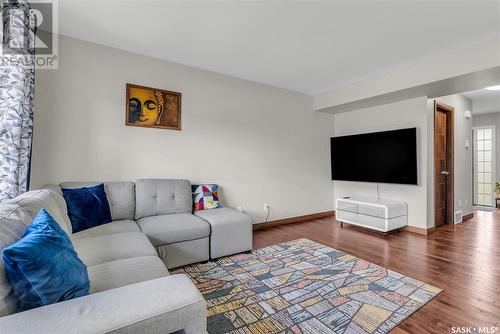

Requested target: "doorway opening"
[{"left": 434, "top": 101, "right": 455, "bottom": 227}]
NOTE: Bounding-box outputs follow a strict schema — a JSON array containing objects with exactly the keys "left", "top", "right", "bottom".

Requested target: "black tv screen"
[{"left": 331, "top": 128, "right": 417, "bottom": 185}]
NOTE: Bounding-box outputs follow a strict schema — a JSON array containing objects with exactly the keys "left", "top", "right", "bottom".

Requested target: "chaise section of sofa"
[
  {"left": 0, "top": 275, "right": 207, "bottom": 334},
  {"left": 195, "top": 207, "right": 252, "bottom": 259},
  {"left": 0, "top": 188, "right": 207, "bottom": 334}
]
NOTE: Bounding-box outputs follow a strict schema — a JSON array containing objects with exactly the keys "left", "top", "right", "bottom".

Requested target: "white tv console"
[{"left": 335, "top": 197, "right": 407, "bottom": 233}]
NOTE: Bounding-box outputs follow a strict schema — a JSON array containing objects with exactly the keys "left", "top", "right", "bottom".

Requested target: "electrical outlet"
[{"left": 264, "top": 203, "right": 270, "bottom": 211}]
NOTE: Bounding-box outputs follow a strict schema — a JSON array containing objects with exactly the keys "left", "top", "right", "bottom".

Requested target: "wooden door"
[{"left": 434, "top": 102, "right": 454, "bottom": 227}]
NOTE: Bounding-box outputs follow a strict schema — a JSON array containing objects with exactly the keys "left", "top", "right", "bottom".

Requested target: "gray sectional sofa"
[{"left": 0, "top": 179, "right": 253, "bottom": 334}]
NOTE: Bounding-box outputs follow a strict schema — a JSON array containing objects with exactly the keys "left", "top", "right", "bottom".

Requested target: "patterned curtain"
[{"left": 0, "top": 0, "right": 35, "bottom": 200}]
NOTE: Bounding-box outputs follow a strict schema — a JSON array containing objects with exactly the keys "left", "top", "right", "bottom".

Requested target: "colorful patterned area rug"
[{"left": 173, "top": 238, "right": 442, "bottom": 334}]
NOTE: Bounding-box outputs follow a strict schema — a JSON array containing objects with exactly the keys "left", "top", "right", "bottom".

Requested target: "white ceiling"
[
  {"left": 58, "top": 1, "right": 499, "bottom": 95},
  {"left": 463, "top": 88, "right": 500, "bottom": 115}
]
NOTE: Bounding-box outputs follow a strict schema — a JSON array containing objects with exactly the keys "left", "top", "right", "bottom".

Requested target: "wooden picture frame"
[{"left": 125, "top": 83, "right": 182, "bottom": 130}]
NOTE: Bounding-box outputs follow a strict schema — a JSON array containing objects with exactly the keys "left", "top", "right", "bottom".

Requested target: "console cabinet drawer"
[{"left": 335, "top": 197, "right": 407, "bottom": 233}]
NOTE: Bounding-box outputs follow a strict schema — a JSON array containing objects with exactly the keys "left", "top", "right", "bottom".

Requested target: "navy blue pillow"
[
  {"left": 2, "top": 209, "right": 89, "bottom": 311},
  {"left": 62, "top": 183, "right": 112, "bottom": 233}
]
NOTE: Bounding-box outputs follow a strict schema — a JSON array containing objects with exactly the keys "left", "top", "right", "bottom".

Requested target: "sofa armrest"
[{"left": 0, "top": 275, "right": 207, "bottom": 334}]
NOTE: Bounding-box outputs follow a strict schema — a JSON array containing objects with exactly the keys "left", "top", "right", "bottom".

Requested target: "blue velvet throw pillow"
[
  {"left": 62, "top": 183, "right": 112, "bottom": 233},
  {"left": 2, "top": 209, "right": 90, "bottom": 311}
]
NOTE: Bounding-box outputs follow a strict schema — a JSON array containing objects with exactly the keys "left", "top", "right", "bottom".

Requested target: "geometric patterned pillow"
[{"left": 191, "top": 184, "right": 221, "bottom": 211}]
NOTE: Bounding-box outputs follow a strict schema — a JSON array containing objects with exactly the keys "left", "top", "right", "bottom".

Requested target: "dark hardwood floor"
[{"left": 253, "top": 210, "right": 500, "bottom": 333}]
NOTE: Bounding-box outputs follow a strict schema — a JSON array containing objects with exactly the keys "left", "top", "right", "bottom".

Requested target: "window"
[{"left": 473, "top": 127, "right": 495, "bottom": 206}]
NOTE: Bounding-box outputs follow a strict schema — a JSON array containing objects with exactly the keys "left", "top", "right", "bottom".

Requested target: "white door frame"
[{"left": 472, "top": 125, "right": 496, "bottom": 207}]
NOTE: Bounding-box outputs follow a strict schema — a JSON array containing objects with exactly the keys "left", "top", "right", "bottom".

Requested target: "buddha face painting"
[
  {"left": 126, "top": 84, "right": 182, "bottom": 130},
  {"left": 128, "top": 87, "right": 161, "bottom": 126}
]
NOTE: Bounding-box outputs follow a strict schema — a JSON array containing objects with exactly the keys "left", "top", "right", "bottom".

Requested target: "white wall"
[
  {"left": 432, "top": 94, "right": 474, "bottom": 217},
  {"left": 31, "top": 36, "right": 336, "bottom": 223},
  {"left": 332, "top": 97, "right": 429, "bottom": 229},
  {"left": 426, "top": 100, "right": 435, "bottom": 228},
  {"left": 473, "top": 112, "right": 500, "bottom": 179},
  {"left": 331, "top": 94, "right": 473, "bottom": 229}
]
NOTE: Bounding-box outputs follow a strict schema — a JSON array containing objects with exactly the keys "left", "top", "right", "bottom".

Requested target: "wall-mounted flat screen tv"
[{"left": 330, "top": 127, "right": 417, "bottom": 185}]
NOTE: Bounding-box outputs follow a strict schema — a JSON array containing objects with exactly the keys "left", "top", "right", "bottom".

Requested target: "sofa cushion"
[
  {"left": 71, "top": 220, "right": 140, "bottom": 240},
  {"left": 72, "top": 232, "right": 157, "bottom": 266},
  {"left": 88, "top": 256, "right": 168, "bottom": 293},
  {"left": 137, "top": 214, "right": 210, "bottom": 246},
  {"left": 194, "top": 207, "right": 252, "bottom": 225},
  {"left": 3, "top": 209, "right": 89, "bottom": 311},
  {"left": 0, "top": 204, "right": 32, "bottom": 316},
  {"left": 60, "top": 182, "right": 136, "bottom": 221},
  {"left": 62, "top": 184, "right": 112, "bottom": 233},
  {"left": 195, "top": 208, "right": 253, "bottom": 258},
  {"left": 135, "top": 179, "right": 192, "bottom": 219},
  {"left": 42, "top": 185, "right": 70, "bottom": 219},
  {"left": 6, "top": 190, "right": 72, "bottom": 235}
]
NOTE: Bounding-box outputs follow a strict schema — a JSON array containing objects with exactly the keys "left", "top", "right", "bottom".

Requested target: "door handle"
[{"left": 441, "top": 171, "right": 450, "bottom": 175}]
